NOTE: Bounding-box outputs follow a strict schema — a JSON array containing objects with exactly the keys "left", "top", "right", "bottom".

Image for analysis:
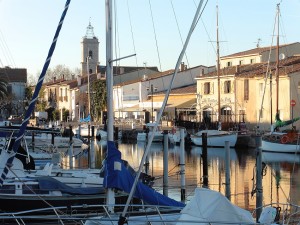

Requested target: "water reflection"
[{"left": 76, "top": 140, "right": 300, "bottom": 211}]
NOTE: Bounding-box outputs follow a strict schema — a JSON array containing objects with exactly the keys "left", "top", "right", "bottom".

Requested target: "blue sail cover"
[
  {"left": 37, "top": 176, "right": 105, "bottom": 195},
  {"left": 80, "top": 114, "right": 91, "bottom": 123},
  {"left": 104, "top": 141, "right": 185, "bottom": 207}
]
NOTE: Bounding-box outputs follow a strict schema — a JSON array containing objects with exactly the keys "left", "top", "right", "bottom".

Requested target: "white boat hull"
[
  {"left": 190, "top": 130, "right": 237, "bottom": 147},
  {"left": 137, "top": 131, "right": 164, "bottom": 142},
  {"left": 261, "top": 132, "right": 300, "bottom": 153},
  {"left": 261, "top": 139, "right": 300, "bottom": 153},
  {"left": 137, "top": 132, "right": 146, "bottom": 141}
]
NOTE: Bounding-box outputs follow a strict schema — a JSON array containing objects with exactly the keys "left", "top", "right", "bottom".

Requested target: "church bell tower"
[{"left": 81, "top": 21, "right": 99, "bottom": 75}]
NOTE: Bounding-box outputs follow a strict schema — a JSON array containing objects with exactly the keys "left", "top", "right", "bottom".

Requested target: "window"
[
  {"left": 60, "top": 88, "right": 63, "bottom": 101},
  {"left": 244, "top": 79, "right": 249, "bottom": 100},
  {"left": 88, "top": 50, "right": 93, "bottom": 59},
  {"left": 239, "top": 110, "right": 246, "bottom": 122},
  {"left": 204, "top": 82, "right": 210, "bottom": 95},
  {"left": 250, "top": 58, "right": 255, "bottom": 64},
  {"left": 224, "top": 81, "right": 231, "bottom": 94},
  {"left": 227, "top": 61, "right": 232, "bottom": 67},
  {"left": 239, "top": 60, "right": 243, "bottom": 65}
]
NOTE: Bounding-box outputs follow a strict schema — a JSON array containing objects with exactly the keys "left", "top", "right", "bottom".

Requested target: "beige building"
[
  {"left": 196, "top": 55, "right": 300, "bottom": 131},
  {"left": 220, "top": 42, "right": 300, "bottom": 67},
  {"left": 43, "top": 74, "right": 101, "bottom": 121}
]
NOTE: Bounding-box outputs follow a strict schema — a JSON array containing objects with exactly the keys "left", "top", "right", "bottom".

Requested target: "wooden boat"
[
  {"left": 190, "top": 129, "right": 237, "bottom": 147},
  {"left": 261, "top": 131, "right": 300, "bottom": 153}
]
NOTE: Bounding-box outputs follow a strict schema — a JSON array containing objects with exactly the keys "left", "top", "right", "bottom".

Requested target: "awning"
[
  {"left": 173, "top": 98, "right": 196, "bottom": 109},
  {"left": 120, "top": 98, "right": 196, "bottom": 112},
  {"left": 120, "top": 104, "right": 144, "bottom": 112}
]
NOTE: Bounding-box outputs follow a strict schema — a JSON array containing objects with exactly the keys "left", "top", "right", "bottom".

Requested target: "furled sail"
[
  {"left": 103, "top": 141, "right": 185, "bottom": 207},
  {"left": 272, "top": 112, "right": 300, "bottom": 131}
]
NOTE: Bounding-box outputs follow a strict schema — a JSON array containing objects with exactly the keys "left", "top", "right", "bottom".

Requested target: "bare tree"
[{"left": 42, "top": 65, "right": 80, "bottom": 82}]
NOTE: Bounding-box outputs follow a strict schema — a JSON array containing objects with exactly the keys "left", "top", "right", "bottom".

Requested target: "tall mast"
[
  {"left": 105, "top": 0, "right": 115, "bottom": 210},
  {"left": 216, "top": 5, "right": 221, "bottom": 124},
  {"left": 275, "top": 3, "right": 280, "bottom": 115},
  {"left": 106, "top": 0, "right": 114, "bottom": 142}
]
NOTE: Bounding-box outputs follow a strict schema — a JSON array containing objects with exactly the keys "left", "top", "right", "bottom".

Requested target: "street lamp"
[{"left": 147, "top": 84, "right": 157, "bottom": 122}]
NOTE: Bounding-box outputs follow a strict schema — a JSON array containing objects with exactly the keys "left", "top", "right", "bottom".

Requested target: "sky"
[{"left": 1, "top": 0, "right": 300, "bottom": 79}]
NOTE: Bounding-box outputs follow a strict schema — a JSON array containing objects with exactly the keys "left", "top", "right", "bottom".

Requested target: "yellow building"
[{"left": 196, "top": 56, "right": 300, "bottom": 131}]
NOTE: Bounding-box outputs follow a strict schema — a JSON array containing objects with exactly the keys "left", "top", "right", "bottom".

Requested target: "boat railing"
[
  {"left": 0, "top": 203, "right": 182, "bottom": 224},
  {"left": 252, "top": 202, "right": 300, "bottom": 225},
  {"left": 2, "top": 202, "right": 300, "bottom": 224}
]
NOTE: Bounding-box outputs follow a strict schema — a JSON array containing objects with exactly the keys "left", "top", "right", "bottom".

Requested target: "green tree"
[
  {"left": 52, "top": 109, "right": 60, "bottom": 121},
  {"left": 25, "top": 86, "right": 33, "bottom": 100},
  {"left": 62, "top": 108, "right": 70, "bottom": 122},
  {"left": 91, "top": 79, "right": 107, "bottom": 122},
  {"left": 35, "top": 86, "right": 47, "bottom": 111}
]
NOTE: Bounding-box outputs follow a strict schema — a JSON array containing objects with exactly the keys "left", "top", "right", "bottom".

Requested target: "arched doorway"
[
  {"left": 202, "top": 107, "right": 213, "bottom": 128},
  {"left": 221, "top": 106, "right": 232, "bottom": 123}
]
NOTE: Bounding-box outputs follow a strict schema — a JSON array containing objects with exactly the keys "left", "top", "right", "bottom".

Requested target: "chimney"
[
  {"left": 200, "top": 68, "right": 205, "bottom": 76},
  {"left": 180, "top": 62, "right": 185, "bottom": 71},
  {"left": 77, "top": 75, "right": 82, "bottom": 86},
  {"left": 96, "top": 65, "right": 100, "bottom": 74}
]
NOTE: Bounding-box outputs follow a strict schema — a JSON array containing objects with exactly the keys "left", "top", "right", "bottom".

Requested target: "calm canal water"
[{"left": 76, "top": 139, "right": 300, "bottom": 212}]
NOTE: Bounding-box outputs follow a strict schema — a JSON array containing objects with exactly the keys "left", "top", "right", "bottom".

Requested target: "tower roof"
[{"left": 84, "top": 21, "right": 96, "bottom": 39}]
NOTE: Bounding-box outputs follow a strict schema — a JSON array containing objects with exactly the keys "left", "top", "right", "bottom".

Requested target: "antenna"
[{"left": 256, "top": 38, "right": 262, "bottom": 48}]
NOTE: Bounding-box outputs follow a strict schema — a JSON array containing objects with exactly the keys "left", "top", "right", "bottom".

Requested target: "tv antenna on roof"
[{"left": 256, "top": 38, "right": 262, "bottom": 48}]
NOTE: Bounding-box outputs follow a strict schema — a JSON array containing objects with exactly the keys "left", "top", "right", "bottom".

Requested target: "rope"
[
  {"left": 0, "top": 0, "right": 71, "bottom": 186},
  {"left": 8, "top": 168, "right": 65, "bottom": 224},
  {"left": 148, "top": 0, "right": 162, "bottom": 73},
  {"left": 257, "top": 6, "right": 278, "bottom": 129}
]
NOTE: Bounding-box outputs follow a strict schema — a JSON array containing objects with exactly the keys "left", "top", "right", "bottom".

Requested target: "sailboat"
[
  {"left": 261, "top": 4, "right": 300, "bottom": 153},
  {"left": 93, "top": 2, "right": 297, "bottom": 224},
  {"left": 85, "top": 1, "right": 264, "bottom": 225},
  {"left": 190, "top": 5, "right": 237, "bottom": 148},
  {"left": 0, "top": 0, "right": 152, "bottom": 215},
  {"left": 0, "top": 1, "right": 296, "bottom": 224}
]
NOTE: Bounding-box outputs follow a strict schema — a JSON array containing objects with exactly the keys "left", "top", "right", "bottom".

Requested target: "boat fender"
[
  {"left": 259, "top": 206, "right": 277, "bottom": 224},
  {"left": 280, "top": 135, "right": 289, "bottom": 144}
]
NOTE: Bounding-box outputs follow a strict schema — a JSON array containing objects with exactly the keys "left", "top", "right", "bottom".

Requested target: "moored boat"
[{"left": 190, "top": 129, "right": 237, "bottom": 147}]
